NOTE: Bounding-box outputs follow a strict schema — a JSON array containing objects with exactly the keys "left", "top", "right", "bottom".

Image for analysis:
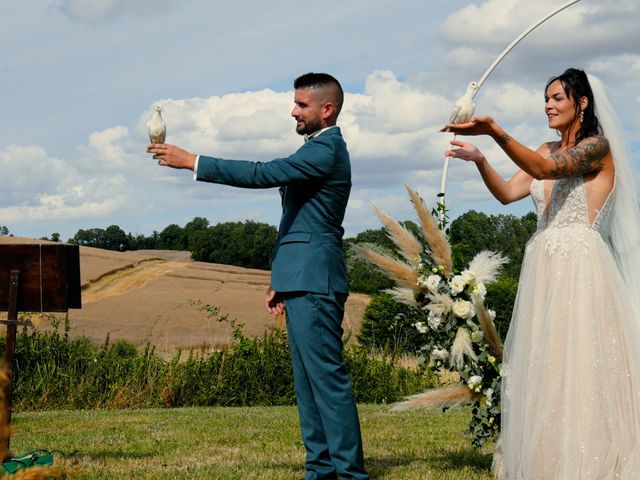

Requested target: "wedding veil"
[{"left": 588, "top": 74, "right": 640, "bottom": 319}]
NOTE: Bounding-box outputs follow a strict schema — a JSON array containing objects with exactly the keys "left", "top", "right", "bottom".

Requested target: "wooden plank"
[{"left": 0, "top": 244, "right": 81, "bottom": 312}]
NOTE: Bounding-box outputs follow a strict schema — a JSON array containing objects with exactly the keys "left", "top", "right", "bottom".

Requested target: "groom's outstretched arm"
[{"left": 147, "top": 136, "right": 337, "bottom": 189}]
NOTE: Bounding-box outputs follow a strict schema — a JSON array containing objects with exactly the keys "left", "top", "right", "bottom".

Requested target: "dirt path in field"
[{"left": 82, "top": 258, "right": 190, "bottom": 304}]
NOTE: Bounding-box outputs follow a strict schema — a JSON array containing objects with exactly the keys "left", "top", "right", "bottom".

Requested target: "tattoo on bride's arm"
[
  {"left": 496, "top": 134, "right": 510, "bottom": 145},
  {"left": 548, "top": 136, "right": 610, "bottom": 178}
]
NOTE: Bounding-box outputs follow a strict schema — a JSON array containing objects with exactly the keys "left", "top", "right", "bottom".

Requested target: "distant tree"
[
  {"left": 69, "top": 226, "right": 127, "bottom": 251},
  {"left": 145, "top": 231, "right": 161, "bottom": 249},
  {"left": 190, "top": 220, "right": 278, "bottom": 270},
  {"left": 0, "top": 226, "right": 9, "bottom": 236},
  {"left": 70, "top": 228, "right": 106, "bottom": 248},
  {"left": 450, "top": 210, "right": 536, "bottom": 279},
  {"left": 50, "top": 232, "right": 60, "bottom": 242},
  {"left": 158, "top": 224, "right": 185, "bottom": 250},
  {"left": 183, "top": 217, "right": 209, "bottom": 250},
  {"left": 105, "top": 225, "right": 128, "bottom": 251}
]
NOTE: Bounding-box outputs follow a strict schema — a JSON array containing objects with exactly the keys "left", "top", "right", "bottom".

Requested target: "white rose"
[
  {"left": 452, "top": 299, "right": 475, "bottom": 319},
  {"left": 449, "top": 275, "right": 465, "bottom": 295},
  {"left": 473, "top": 281, "right": 487, "bottom": 300},
  {"left": 470, "top": 330, "right": 484, "bottom": 343},
  {"left": 468, "top": 375, "right": 483, "bottom": 389},
  {"left": 487, "top": 309, "right": 496, "bottom": 321},
  {"left": 484, "top": 388, "right": 494, "bottom": 406},
  {"left": 425, "top": 274, "right": 441, "bottom": 292},
  {"left": 427, "top": 311, "right": 442, "bottom": 329},
  {"left": 461, "top": 269, "right": 477, "bottom": 285},
  {"left": 431, "top": 347, "right": 449, "bottom": 361},
  {"left": 415, "top": 322, "right": 428, "bottom": 334}
]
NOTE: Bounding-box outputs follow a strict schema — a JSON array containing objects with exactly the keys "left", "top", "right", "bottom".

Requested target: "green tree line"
[
  {"left": 65, "top": 217, "right": 278, "bottom": 271},
  {"left": 42, "top": 209, "right": 534, "bottom": 297}
]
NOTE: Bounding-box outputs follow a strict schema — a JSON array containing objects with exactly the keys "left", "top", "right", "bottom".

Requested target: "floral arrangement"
[{"left": 353, "top": 185, "right": 507, "bottom": 448}]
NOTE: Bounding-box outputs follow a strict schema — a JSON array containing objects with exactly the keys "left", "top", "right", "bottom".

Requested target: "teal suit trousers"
[{"left": 284, "top": 291, "right": 367, "bottom": 479}]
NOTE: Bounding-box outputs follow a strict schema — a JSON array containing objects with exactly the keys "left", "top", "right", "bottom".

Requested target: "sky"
[{"left": 2, "top": 0, "right": 640, "bottom": 241}]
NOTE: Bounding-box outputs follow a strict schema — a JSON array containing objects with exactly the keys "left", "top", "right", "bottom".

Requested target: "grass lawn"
[{"left": 10, "top": 405, "right": 495, "bottom": 479}]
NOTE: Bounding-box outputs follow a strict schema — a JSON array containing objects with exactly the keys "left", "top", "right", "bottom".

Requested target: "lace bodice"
[
  {"left": 531, "top": 177, "right": 613, "bottom": 232},
  {"left": 530, "top": 177, "right": 614, "bottom": 255}
]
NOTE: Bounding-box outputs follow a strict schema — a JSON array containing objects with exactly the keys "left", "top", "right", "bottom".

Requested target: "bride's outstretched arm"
[
  {"left": 445, "top": 116, "right": 610, "bottom": 179},
  {"left": 446, "top": 139, "right": 532, "bottom": 204}
]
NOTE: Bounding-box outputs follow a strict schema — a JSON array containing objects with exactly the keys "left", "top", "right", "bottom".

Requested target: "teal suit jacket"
[{"left": 195, "top": 126, "right": 351, "bottom": 294}]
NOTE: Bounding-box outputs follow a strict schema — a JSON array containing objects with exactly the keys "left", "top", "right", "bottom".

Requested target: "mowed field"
[{"left": 0, "top": 238, "right": 370, "bottom": 354}]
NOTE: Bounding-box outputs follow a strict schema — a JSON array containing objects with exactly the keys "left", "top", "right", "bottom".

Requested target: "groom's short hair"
[{"left": 294, "top": 73, "right": 344, "bottom": 118}]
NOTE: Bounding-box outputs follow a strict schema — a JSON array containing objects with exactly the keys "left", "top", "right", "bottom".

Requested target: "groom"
[{"left": 147, "top": 73, "right": 368, "bottom": 480}]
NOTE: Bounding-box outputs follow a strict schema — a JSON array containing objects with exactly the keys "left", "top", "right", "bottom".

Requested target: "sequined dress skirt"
[{"left": 501, "top": 225, "right": 640, "bottom": 479}]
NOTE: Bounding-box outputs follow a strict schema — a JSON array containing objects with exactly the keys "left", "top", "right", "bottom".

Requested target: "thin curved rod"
[
  {"left": 474, "top": 0, "right": 582, "bottom": 96},
  {"left": 438, "top": 0, "right": 583, "bottom": 224}
]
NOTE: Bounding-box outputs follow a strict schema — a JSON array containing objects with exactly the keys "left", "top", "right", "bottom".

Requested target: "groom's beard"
[{"left": 295, "top": 118, "right": 323, "bottom": 136}]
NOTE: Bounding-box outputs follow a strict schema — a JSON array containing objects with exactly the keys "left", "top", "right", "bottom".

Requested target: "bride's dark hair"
[{"left": 545, "top": 68, "right": 602, "bottom": 144}]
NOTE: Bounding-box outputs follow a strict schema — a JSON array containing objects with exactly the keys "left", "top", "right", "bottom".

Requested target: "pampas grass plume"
[
  {"left": 468, "top": 251, "right": 509, "bottom": 285},
  {"left": 390, "top": 383, "right": 480, "bottom": 411},
  {"left": 372, "top": 203, "right": 422, "bottom": 267},
  {"left": 473, "top": 296, "right": 504, "bottom": 361},
  {"left": 450, "top": 327, "right": 476, "bottom": 370},
  {"left": 384, "top": 287, "right": 419, "bottom": 307},
  {"left": 405, "top": 185, "right": 452, "bottom": 275},
  {"left": 351, "top": 245, "right": 419, "bottom": 291}
]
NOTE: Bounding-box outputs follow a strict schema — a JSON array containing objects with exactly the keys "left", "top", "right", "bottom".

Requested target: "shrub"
[
  {"left": 485, "top": 276, "right": 519, "bottom": 338},
  {"left": 7, "top": 312, "right": 431, "bottom": 411},
  {"left": 347, "top": 347, "right": 433, "bottom": 403},
  {"left": 357, "top": 293, "right": 424, "bottom": 354}
]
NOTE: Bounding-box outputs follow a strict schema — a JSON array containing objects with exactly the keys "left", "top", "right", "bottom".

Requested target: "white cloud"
[
  {"left": 52, "top": 0, "right": 172, "bottom": 22},
  {"left": 0, "top": 143, "right": 127, "bottom": 226},
  {"left": 441, "top": 0, "right": 640, "bottom": 83}
]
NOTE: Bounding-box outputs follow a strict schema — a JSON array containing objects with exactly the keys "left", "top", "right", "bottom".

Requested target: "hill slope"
[{"left": 0, "top": 238, "right": 369, "bottom": 353}]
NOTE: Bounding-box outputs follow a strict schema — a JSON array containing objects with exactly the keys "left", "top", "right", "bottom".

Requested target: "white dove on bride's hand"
[
  {"left": 441, "top": 81, "right": 479, "bottom": 131},
  {"left": 148, "top": 105, "right": 166, "bottom": 144}
]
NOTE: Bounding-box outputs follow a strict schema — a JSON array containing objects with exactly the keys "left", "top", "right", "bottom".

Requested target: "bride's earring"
[{"left": 579, "top": 110, "right": 584, "bottom": 124}]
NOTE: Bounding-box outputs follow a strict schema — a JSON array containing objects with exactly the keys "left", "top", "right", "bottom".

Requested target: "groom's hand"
[
  {"left": 147, "top": 143, "right": 197, "bottom": 170},
  {"left": 265, "top": 286, "right": 285, "bottom": 316}
]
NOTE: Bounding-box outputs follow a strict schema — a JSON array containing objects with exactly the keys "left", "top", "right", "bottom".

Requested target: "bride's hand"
[
  {"left": 445, "top": 139, "right": 486, "bottom": 165},
  {"left": 443, "top": 115, "right": 497, "bottom": 136}
]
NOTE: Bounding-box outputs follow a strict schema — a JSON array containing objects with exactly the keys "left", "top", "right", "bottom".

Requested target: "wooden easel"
[{"left": 0, "top": 244, "right": 81, "bottom": 461}]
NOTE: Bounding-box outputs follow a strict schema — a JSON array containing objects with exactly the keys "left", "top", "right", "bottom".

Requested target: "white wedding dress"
[{"left": 501, "top": 175, "right": 640, "bottom": 479}]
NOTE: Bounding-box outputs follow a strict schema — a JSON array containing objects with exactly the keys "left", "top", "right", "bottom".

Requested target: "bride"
[{"left": 445, "top": 68, "right": 640, "bottom": 478}]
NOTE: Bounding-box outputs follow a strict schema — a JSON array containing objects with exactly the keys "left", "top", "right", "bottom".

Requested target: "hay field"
[{"left": 0, "top": 238, "right": 370, "bottom": 354}]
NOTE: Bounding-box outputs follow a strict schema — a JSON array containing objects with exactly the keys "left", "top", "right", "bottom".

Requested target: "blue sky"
[{"left": 2, "top": 0, "right": 639, "bottom": 241}]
